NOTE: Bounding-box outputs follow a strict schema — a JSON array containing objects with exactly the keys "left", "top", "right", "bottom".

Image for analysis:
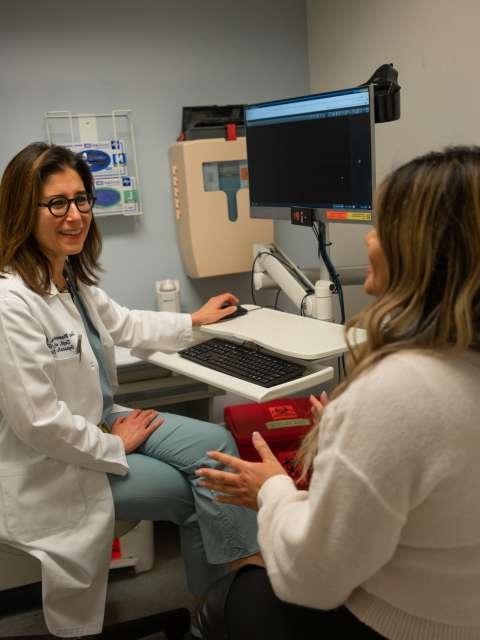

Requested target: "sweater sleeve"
[{"left": 257, "top": 447, "right": 405, "bottom": 609}]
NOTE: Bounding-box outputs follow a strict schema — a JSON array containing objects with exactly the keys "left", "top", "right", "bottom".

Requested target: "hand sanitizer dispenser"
[{"left": 156, "top": 279, "right": 180, "bottom": 312}]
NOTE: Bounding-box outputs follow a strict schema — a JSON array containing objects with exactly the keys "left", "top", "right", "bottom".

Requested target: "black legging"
[{"left": 200, "top": 566, "right": 387, "bottom": 640}]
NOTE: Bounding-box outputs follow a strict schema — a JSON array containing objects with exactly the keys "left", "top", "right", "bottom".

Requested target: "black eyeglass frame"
[{"left": 37, "top": 195, "right": 96, "bottom": 218}]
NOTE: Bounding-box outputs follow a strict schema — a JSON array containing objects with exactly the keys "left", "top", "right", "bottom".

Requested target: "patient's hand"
[
  {"left": 196, "top": 432, "right": 287, "bottom": 511},
  {"left": 190, "top": 292, "right": 239, "bottom": 326},
  {"left": 111, "top": 409, "right": 164, "bottom": 454},
  {"left": 310, "top": 391, "right": 330, "bottom": 426}
]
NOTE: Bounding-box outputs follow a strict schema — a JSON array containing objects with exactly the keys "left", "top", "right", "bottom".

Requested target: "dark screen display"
[{"left": 245, "top": 92, "right": 373, "bottom": 211}]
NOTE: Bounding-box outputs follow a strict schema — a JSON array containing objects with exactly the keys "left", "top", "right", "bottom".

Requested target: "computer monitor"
[{"left": 244, "top": 85, "right": 375, "bottom": 223}]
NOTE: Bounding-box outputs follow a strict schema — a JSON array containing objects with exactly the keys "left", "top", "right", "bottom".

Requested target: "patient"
[
  {"left": 197, "top": 146, "right": 480, "bottom": 639},
  {"left": 0, "top": 142, "right": 260, "bottom": 638}
]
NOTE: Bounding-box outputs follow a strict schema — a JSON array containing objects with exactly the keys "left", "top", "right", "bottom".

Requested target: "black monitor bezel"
[{"left": 245, "top": 85, "right": 375, "bottom": 224}]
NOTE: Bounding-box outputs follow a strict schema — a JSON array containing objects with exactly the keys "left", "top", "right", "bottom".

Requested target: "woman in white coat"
[{"left": 0, "top": 142, "right": 261, "bottom": 638}]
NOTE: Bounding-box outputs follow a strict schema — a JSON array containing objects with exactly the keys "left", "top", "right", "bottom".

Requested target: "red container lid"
[{"left": 224, "top": 397, "right": 313, "bottom": 444}]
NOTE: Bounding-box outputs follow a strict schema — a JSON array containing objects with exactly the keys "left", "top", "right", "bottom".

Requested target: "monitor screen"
[{"left": 245, "top": 85, "right": 375, "bottom": 223}]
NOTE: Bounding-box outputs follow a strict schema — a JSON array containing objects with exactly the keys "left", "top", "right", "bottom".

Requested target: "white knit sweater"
[{"left": 257, "top": 350, "right": 480, "bottom": 640}]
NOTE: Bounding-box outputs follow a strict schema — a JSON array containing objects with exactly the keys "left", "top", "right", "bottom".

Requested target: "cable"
[
  {"left": 250, "top": 258, "right": 258, "bottom": 305},
  {"left": 312, "top": 221, "right": 346, "bottom": 325},
  {"left": 300, "top": 292, "right": 310, "bottom": 316},
  {"left": 273, "top": 288, "right": 281, "bottom": 310},
  {"left": 336, "top": 354, "right": 347, "bottom": 382}
]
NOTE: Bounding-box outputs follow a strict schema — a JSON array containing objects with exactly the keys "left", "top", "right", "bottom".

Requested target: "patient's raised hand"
[{"left": 310, "top": 391, "right": 330, "bottom": 426}]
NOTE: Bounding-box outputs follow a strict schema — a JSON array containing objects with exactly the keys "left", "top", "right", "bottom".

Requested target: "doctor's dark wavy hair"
[
  {"left": 298, "top": 145, "right": 480, "bottom": 476},
  {"left": 0, "top": 142, "right": 102, "bottom": 294}
]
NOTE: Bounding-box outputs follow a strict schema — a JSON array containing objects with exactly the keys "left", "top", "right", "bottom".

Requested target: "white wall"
[
  {"left": 0, "top": 0, "right": 309, "bottom": 312},
  {"left": 300, "top": 0, "right": 480, "bottom": 317},
  {"left": 307, "top": 0, "right": 480, "bottom": 176}
]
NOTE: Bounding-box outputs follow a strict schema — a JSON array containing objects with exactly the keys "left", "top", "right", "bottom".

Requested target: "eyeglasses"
[{"left": 38, "top": 194, "right": 96, "bottom": 217}]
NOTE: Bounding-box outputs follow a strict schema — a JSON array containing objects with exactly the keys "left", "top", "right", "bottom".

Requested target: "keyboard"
[{"left": 178, "top": 338, "right": 305, "bottom": 387}]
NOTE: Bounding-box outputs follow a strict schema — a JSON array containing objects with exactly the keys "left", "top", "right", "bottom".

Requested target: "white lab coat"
[{"left": 0, "top": 273, "right": 193, "bottom": 637}]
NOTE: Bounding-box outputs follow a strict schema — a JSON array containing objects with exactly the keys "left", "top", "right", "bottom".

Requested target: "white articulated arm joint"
[
  {"left": 253, "top": 271, "right": 277, "bottom": 291},
  {"left": 253, "top": 243, "right": 275, "bottom": 293},
  {"left": 253, "top": 244, "right": 315, "bottom": 315},
  {"left": 252, "top": 244, "right": 335, "bottom": 321},
  {"left": 313, "top": 280, "right": 334, "bottom": 321}
]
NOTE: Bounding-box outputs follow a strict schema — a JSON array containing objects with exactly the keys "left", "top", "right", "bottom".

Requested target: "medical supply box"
[
  {"left": 224, "top": 398, "right": 314, "bottom": 485},
  {"left": 180, "top": 105, "right": 245, "bottom": 140}
]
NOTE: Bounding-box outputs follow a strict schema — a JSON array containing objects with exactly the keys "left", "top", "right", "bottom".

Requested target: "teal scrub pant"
[{"left": 106, "top": 411, "right": 259, "bottom": 596}]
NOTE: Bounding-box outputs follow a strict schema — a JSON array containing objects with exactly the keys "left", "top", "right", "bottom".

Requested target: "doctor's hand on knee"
[{"left": 111, "top": 409, "right": 164, "bottom": 454}]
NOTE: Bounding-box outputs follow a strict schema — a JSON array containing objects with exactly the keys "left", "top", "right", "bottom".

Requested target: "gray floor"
[{"left": 0, "top": 522, "right": 195, "bottom": 638}]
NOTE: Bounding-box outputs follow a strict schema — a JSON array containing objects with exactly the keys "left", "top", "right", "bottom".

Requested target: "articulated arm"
[{"left": 252, "top": 244, "right": 334, "bottom": 321}]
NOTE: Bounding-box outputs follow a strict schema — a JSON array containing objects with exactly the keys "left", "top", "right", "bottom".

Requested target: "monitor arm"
[{"left": 252, "top": 244, "right": 335, "bottom": 321}]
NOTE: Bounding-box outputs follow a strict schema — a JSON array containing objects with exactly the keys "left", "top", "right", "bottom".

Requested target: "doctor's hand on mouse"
[
  {"left": 111, "top": 409, "right": 164, "bottom": 454},
  {"left": 190, "top": 292, "right": 240, "bottom": 326}
]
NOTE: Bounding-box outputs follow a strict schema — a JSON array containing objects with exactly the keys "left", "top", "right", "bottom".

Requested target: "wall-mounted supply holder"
[
  {"left": 44, "top": 109, "right": 142, "bottom": 218},
  {"left": 169, "top": 137, "right": 273, "bottom": 278}
]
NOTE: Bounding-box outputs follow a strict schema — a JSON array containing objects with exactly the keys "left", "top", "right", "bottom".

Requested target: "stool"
[{"left": 0, "top": 520, "right": 190, "bottom": 640}]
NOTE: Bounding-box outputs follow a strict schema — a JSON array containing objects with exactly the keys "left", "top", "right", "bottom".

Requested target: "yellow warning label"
[
  {"left": 266, "top": 418, "right": 311, "bottom": 429},
  {"left": 326, "top": 211, "right": 372, "bottom": 222}
]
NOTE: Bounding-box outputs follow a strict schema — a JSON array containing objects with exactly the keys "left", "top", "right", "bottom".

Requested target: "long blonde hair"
[{"left": 298, "top": 146, "right": 480, "bottom": 474}]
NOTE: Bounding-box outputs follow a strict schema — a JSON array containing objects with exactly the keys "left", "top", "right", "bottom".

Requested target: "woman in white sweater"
[{"left": 196, "top": 146, "right": 480, "bottom": 640}]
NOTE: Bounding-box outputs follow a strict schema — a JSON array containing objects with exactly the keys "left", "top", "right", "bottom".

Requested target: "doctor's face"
[
  {"left": 364, "top": 228, "right": 388, "bottom": 296},
  {"left": 34, "top": 168, "right": 92, "bottom": 270}
]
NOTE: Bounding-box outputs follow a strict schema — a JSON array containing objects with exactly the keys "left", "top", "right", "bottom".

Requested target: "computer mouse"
[{"left": 219, "top": 302, "right": 249, "bottom": 320}]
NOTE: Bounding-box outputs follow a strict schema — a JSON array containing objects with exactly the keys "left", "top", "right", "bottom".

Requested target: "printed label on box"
[
  {"left": 268, "top": 405, "right": 299, "bottom": 420},
  {"left": 94, "top": 175, "right": 138, "bottom": 214},
  {"left": 67, "top": 140, "right": 127, "bottom": 177},
  {"left": 265, "top": 418, "right": 311, "bottom": 429}
]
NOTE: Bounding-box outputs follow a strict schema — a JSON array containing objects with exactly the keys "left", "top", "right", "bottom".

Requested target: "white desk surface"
[
  {"left": 130, "top": 307, "right": 365, "bottom": 402},
  {"left": 201, "top": 305, "right": 364, "bottom": 360}
]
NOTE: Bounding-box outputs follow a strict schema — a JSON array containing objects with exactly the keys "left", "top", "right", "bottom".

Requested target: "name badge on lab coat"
[{"left": 46, "top": 332, "right": 81, "bottom": 360}]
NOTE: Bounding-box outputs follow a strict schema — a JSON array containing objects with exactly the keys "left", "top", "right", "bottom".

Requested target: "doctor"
[{"left": 0, "top": 142, "right": 260, "bottom": 638}]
